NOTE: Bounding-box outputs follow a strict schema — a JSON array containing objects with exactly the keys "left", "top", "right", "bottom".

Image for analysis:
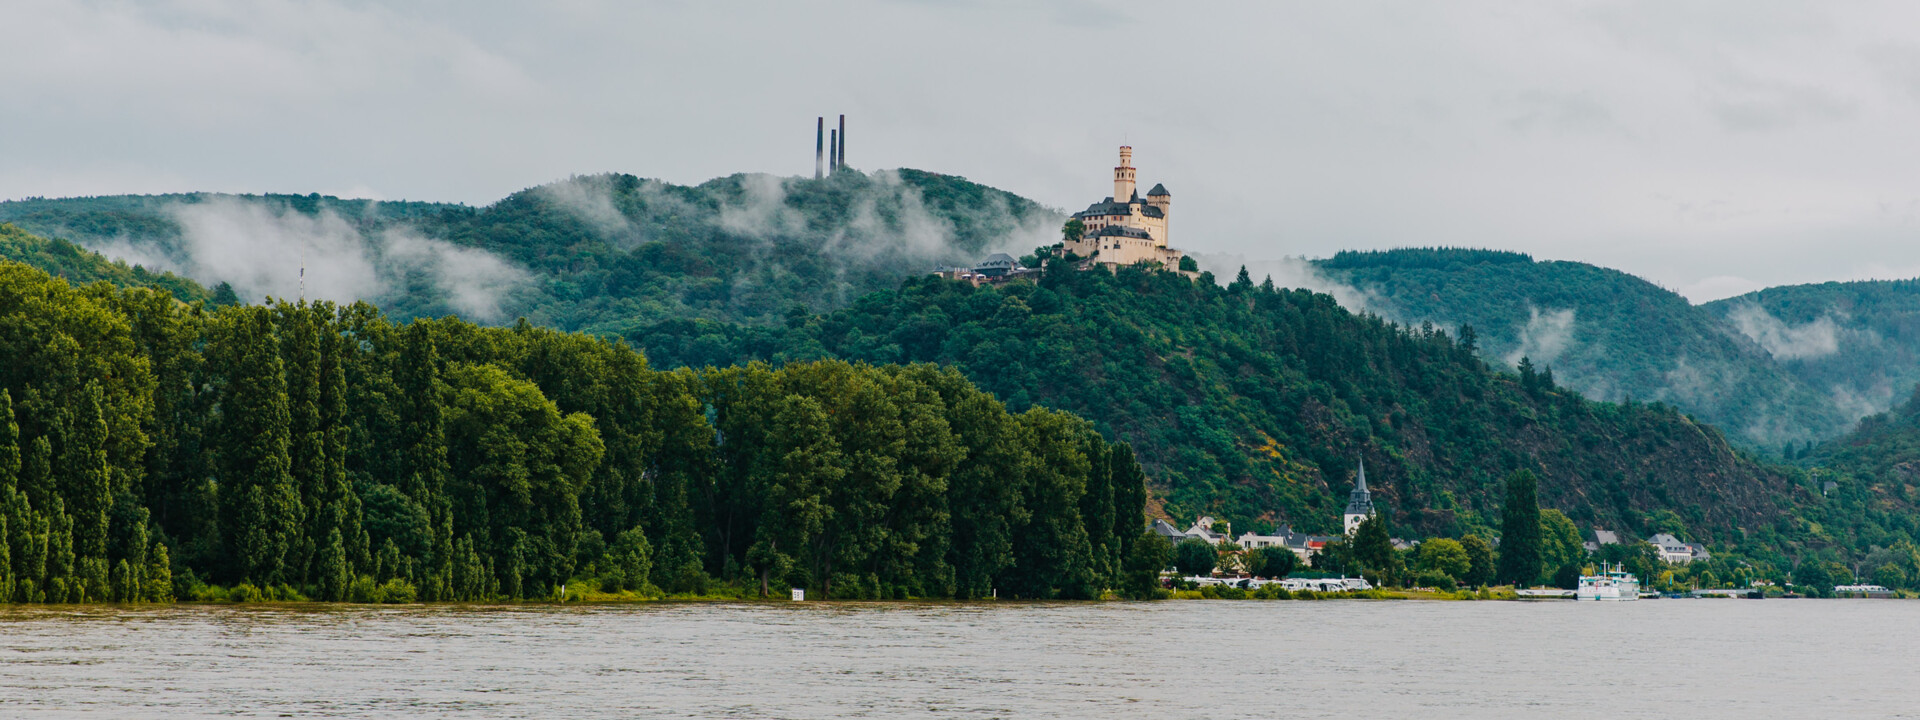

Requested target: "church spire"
[{"left": 1343, "top": 457, "right": 1375, "bottom": 535}]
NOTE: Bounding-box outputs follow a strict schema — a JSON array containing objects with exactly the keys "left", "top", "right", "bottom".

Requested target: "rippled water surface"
[{"left": 3, "top": 599, "right": 1917, "bottom": 718}]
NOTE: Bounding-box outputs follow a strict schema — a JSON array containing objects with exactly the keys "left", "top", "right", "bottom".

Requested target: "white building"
[
  {"left": 1647, "top": 533, "right": 1709, "bottom": 564},
  {"left": 1236, "top": 526, "right": 1336, "bottom": 564}
]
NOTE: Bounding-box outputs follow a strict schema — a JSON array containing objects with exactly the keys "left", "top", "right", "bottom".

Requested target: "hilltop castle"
[{"left": 1062, "top": 146, "right": 1189, "bottom": 272}]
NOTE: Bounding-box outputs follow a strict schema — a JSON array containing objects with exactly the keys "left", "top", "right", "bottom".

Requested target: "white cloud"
[
  {"left": 1504, "top": 307, "right": 1578, "bottom": 367},
  {"left": 1724, "top": 303, "right": 1841, "bottom": 360},
  {"left": 167, "top": 198, "right": 385, "bottom": 303},
  {"left": 1189, "top": 253, "right": 1379, "bottom": 313},
  {"left": 86, "top": 196, "right": 531, "bottom": 322}
]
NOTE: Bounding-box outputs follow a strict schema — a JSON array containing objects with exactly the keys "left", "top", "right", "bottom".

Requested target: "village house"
[
  {"left": 1647, "top": 533, "right": 1710, "bottom": 564},
  {"left": 1236, "top": 525, "right": 1336, "bottom": 564},
  {"left": 931, "top": 252, "right": 1035, "bottom": 287}
]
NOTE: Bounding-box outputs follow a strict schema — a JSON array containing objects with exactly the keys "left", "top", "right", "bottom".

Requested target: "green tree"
[
  {"left": 1538, "top": 508, "right": 1584, "bottom": 585},
  {"left": 317, "top": 528, "right": 350, "bottom": 601},
  {"left": 1414, "top": 538, "right": 1471, "bottom": 582},
  {"left": 1121, "top": 530, "right": 1173, "bottom": 598},
  {"left": 604, "top": 525, "right": 653, "bottom": 594},
  {"left": 1496, "top": 469, "right": 1542, "bottom": 587},
  {"left": 144, "top": 540, "right": 173, "bottom": 602},
  {"left": 1794, "top": 560, "right": 1834, "bottom": 597},
  {"left": 1460, "top": 534, "right": 1495, "bottom": 588},
  {"left": 1173, "top": 538, "right": 1216, "bottom": 576},
  {"left": 940, "top": 381, "right": 1026, "bottom": 599},
  {"left": 1253, "top": 546, "right": 1298, "bottom": 579},
  {"left": 1352, "top": 514, "right": 1400, "bottom": 586},
  {"left": 1107, "top": 443, "right": 1148, "bottom": 584},
  {"left": 746, "top": 393, "right": 838, "bottom": 597},
  {"left": 213, "top": 307, "right": 300, "bottom": 585},
  {"left": 1060, "top": 219, "right": 1085, "bottom": 245},
  {"left": 1002, "top": 407, "right": 1097, "bottom": 599},
  {"left": 1872, "top": 564, "right": 1906, "bottom": 590}
]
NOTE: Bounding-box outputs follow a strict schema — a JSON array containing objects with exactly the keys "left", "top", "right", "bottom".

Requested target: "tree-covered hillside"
[
  {"left": 1704, "top": 279, "right": 1920, "bottom": 451},
  {"left": 0, "top": 222, "right": 215, "bottom": 304},
  {"left": 1315, "top": 248, "right": 1858, "bottom": 448},
  {"left": 0, "top": 256, "right": 1141, "bottom": 603},
  {"left": 0, "top": 170, "right": 1061, "bottom": 335},
  {"left": 634, "top": 261, "right": 1855, "bottom": 565}
]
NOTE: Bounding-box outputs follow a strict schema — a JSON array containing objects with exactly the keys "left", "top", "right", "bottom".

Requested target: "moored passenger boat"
[{"left": 1576, "top": 564, "right": 1640, "bottom": 601}]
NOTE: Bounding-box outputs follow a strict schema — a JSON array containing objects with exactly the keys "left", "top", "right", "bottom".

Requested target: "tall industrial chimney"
[
  {"left": 815, "top": 117, "right": 824, "bottom": 179},
  {"left": 829, "top": 130, "right": 838, "bottom": 173},
  {"left": 838, "top": 114, "right": 846, "bottom": 170}
]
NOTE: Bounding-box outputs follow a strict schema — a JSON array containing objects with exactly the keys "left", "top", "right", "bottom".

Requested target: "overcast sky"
[{"left": 6, "top": 0, "right": 1920, "bottom": 301}]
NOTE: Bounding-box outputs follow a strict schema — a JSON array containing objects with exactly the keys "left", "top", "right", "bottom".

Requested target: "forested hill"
[
  {"left": 0, "top": 257, "right": 1147, "bottom": 603},
  {"left": 13, "top": 182, "right": 1918, "bottom": 456},
  {"left": 1797, "top": 388, "right": 1920, "bottom": 575},
  {"left": 0, "top": 170, "right": 1061, "bottom": 335},
  {"left": 1314, "top": 248, "right": 1865, "bottom": 449},
  {"left": 1703, "top": 278, "right": 1920, "bottom": 447},
  {"left": 0, "top": 222, "right": 215, "bottom": 304},
  {"left": 632, "top": 262, "right": 1878, "bottom": 565}
]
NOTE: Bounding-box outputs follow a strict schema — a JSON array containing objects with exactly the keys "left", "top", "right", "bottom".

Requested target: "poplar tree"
[
  {"left": 1079, "top": 437, "right": 1118, "bottom": 588},
  {"left": 316, "top": 309, "right": 367, "bottom": 574},
  {"left": 0, "top": 391, "right": 15, "bottom": 599},
  {"left": 881, "top": 376, "right": 961, "bottom": 597},
  {"left": 1108, "top": 442, "right": 1148, "bottom": 571},
  {"left": 942, "top": 386, "right": 1025, "bottom": 599},
  {"left": 748, "top": 394, "right": 839, "bottom": 596},
  {"left": 279, "top": 303, "right": 325, "bottom": 582},
  {"left": 1004, "top": 408, "right": 1096, "bottom": 600},
  {"left": 1496, "top": 469, "right": 1543, "bottom": 587},
  {"left": 0, "top": 390, "right": 18, "bottom": 495},
  {"left": 63, "top": 382, "right": 113, "bottom": 597},
  {"left": 395, "top": 322, "right": 452, "bottom": 599},
  {"left": 145, "top": 541, "right": 174, "bottom": 602},
  {"left": 215, "top": 307, "right": 299, "bottom": 585}
]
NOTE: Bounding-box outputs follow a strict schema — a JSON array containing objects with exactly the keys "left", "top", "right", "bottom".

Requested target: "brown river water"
[{"left": 2, "top": 599, "right": 1916, "bottom": 718}]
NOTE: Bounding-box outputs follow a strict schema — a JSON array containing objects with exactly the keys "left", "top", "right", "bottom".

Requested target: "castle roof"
[
  {"left": 1146, "top": 183, "right": 1170, "bottom": 197},
  {"left": 976, "top": 252, "right": 1017, "bottom": 268},
  {"left": 1073, "top": 199, "right": 1164, "bottom": 219},
  {"left": 1089, "top": 225, "right": 1153, "bottom": 239}
]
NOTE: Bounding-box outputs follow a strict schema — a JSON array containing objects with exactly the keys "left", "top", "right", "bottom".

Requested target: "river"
[{"left": 2, "top": 599, "right": 1915, "bottom": 718}]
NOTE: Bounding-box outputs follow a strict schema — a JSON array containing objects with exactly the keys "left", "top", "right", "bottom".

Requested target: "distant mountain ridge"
[
  {"left": 1315, "top": 248, "right": 1920, "bottom": 450},
  {"left": 10, "top": 182, "right": 1920, "bottom": 452},
  {"left": 0, "top": 169, "right": 1061, "bottom": 335}
]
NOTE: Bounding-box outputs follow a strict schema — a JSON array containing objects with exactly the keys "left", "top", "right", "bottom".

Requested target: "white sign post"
[{"left": 790, "top": 588, "right": 805, "bottom": 601}]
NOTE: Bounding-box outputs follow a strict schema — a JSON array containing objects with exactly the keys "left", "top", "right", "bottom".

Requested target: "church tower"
[
  {"left": 1114, "top": 146, "right": 1137, "bottom": 201},
  {"left": 1343, "top": 458, "right": 1376, "bottom": 535}
]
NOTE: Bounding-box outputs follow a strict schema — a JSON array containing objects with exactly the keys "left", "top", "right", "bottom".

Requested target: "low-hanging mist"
[{"left": 71, "top": 195, "right": 531, "bottom": 322}]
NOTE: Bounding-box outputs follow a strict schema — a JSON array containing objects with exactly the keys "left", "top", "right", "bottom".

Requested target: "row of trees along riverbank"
[
  {"left": 1171, "top": 467, "right": 1918, "bottom": 598},
  {"left": 0, "top": 260, "right": 1155, "bottom": 603}
]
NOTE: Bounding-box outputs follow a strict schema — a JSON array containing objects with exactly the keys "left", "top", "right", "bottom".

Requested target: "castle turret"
[
  {"left": 1114, "top": 146, "right": 1137, "bottom": 202},
  {"left": 1343, "top": 458, "right": 1376, "bottom": 535}
]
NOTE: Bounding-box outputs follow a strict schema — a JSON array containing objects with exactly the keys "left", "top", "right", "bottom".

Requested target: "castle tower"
[
  {"left": 1343, "top": 458, "right": 1376, "bottom": 535},
  {"left": 1146, "top": 183, "right": 1171, "bottom": 244},
  {"left": 1114, "top": 146, "right": 1137, "bottom": 202}
]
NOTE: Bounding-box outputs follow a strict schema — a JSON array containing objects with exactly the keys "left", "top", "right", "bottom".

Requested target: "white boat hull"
[{"left": 1576, "top": 566, "right": 1640, "bottom": 601}]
